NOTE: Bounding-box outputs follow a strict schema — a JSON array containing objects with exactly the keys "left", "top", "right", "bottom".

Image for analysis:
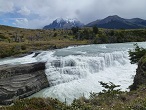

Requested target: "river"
[{"left": 0, "top": 42, "right": 146, "bottom": 104}]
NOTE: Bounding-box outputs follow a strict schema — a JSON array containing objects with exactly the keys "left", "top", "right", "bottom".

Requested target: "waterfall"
[
  {"left": 31, "top": 48, "right": 137, "bottom": 104},
  {"left": 45, "top": 51, "right": 129, "bottom": 86}
]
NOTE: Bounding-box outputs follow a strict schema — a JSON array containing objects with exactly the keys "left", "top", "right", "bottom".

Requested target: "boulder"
[{"left": 0, "top": 62, "right": 49, "bottom": 105}]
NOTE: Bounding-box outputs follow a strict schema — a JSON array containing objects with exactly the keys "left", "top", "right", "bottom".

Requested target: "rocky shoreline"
[
  {"left": 0, "top": 62, "right": 49, "bottom": 105},
  {"left": 0, "top": 44, "right": 85, "bottom": 105}
]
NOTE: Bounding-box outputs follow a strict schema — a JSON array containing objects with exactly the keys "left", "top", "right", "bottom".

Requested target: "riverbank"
[
  {"left": 0, "top": 40, "right": 89, "bottom": 58},
  {"left": 2, "top": 54, "right": 146, "bottom": 110},
  {"left": 0, "top": 25, "right": 90, "bottom": 58},
  {"left": 1, "top": 25, "right": 146, "bottom": 58}
]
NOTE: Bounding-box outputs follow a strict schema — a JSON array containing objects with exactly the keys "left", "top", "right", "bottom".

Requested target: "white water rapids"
[{"left": 1, "top": 42, "right": 146, "bottom": 104}]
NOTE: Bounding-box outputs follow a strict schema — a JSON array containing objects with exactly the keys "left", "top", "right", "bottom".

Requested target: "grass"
[
  {"left": 0, "top": 25, "right": 89, "bottom": 58},
  {"left": 0, "top": 40, "right": 88, "bottom": 58},
  {"left": 2, "top": 85, "right": 146, "bottom": 110},
  {"left": 0, "top": 25, "right": 146, "bottom": 58}
]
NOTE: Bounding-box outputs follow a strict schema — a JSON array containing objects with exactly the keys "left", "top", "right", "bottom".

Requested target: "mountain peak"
[
  {"left": 43, "top": 18, "right": 84, "bottom": 29},
  {"left": 104, "top": 15, "right": 124, "bottom": 21},
  {"left": 55, "top": 18, "right": 64, "bottom": 23},
  {"left": 96, "top": 15, "right": 124, "bottom": 25},
  {"left": 55, "top": 18, "right": 79, "bottom": 23},
  {"left": 109, "top": 15, "right": 120, "bottom": 18}
]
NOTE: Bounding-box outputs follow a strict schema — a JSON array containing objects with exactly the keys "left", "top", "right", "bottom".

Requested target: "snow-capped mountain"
[{"left": 43, "top": 18, "right": 84, "bottom": 29}]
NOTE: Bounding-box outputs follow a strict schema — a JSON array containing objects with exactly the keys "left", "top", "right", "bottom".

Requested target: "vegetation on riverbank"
[
  {"left": 2, "top": 83, "right": 146, "bottom": 110},
  {"left": 0, "top": 25, "right": 146, "bottom": 58},
  {"left": 0, "top": 40, "right": 87, "bottom": 58},
  {"left": 0, "top": 25, "right": 88, "bottom": 58},
  {"left": 1, "top": 44, "right": 146, "bottom": 110}
]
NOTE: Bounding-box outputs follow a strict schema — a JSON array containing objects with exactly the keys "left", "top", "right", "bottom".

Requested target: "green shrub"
[
  {"left": 99, "top": 81, "right": 121, "bottom": 96},
  {"left": 21, "top": 45, "right": 26, "bottom": 50},
  {"left": 129, "top": 44, "right": 146, "bottom": 64},
  {"left": 0, "top": 34, "right": 6, "bottom": 39}
]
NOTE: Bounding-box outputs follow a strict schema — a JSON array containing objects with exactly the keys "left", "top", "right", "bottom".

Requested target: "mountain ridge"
[
  {"left": 86, "top": 15, "right": 146, "bottom": 29},
  {"left": 43, "top": 15, "right": 146, "bottom": 29}
]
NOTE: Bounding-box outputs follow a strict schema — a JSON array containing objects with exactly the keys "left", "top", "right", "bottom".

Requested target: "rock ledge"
[{"left": 0, "top": 62, "right": 49, "bottom": 105}]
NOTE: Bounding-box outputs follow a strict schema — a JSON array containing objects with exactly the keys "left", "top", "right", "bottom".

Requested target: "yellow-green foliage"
[
  {"left": 0, "top": 25, "right": 89, "bottom": 58},
  {"left": 0, "top": 40, "right": 88, "bottom": 58},
  {"left": 2, "top": 86, "right": 146, "bottom": 110},
  {"left": 2, "top": 84, "right": 146, "bottom": 110},
  {"left": 0, "top": 43, "right": 22, "bottom": 58},
  {"left": 0, "top": 25, "right": 146, "bottom": 58}
]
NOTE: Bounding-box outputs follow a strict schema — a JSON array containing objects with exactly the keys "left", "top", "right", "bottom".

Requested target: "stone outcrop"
[
  {"left": 0, "top": 62, "right": 49, "bottom": 105},
  {"left": 130, "top": 55, "right": 146, "bottom": 90}
]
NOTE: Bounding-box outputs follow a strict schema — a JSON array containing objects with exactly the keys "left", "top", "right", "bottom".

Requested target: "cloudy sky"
[{"left": 0, "top": 0, "right": 146, "bottom": 29}]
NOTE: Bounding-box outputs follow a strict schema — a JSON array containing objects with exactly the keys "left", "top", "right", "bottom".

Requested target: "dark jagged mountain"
[
  {"left": 86, "top": 20, "right": 100, "bottom": 27},
  {"left": 127, "top": 18, "right": 146, "bottom": 27},
  {"left": 86, "top": 15, "right": 146, "bottom": 29},
  {"left": 43, "top": 18, "right": 84, "bottom": 29}
]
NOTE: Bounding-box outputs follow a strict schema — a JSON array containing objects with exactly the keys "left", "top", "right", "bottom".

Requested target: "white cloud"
[
  {"left": 13, "top": 17, "right": 52, "bottom": 29},
  {"left": 1, "top": 0, "right": 146, "bottom": 28},
  {"left": 13, "top": 18, "right": 28, "bottom": 28},
  {"left": 17, "top": 7, "right": 30, "bottom": 16},
  {"left": 0, "top": 0, "right": 14, "bottom": 13},
  {"left": 25, "top": 17, "right": 53, "bottom": 29}
]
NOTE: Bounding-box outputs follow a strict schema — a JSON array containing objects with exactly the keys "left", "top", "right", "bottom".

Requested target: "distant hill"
[
  {"left": 43, "top": 18, "right": 84, "bottom": 29},
  {"left": 86, "top": 15, "right": 146, "bottom": 29}
]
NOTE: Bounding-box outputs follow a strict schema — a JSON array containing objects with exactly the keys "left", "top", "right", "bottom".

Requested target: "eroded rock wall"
[{"left": 0, "top": 62, "right": 49, "bottom": 105}]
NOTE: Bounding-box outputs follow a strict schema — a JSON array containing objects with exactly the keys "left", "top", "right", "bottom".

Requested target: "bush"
[
  {"left": 53, "top": 33, "right": 57, "bottom": 37},
  {"left": 99, "top": 81, "right": 121, "bottom": 98},
  {"left": 21, "top": 45, "right": 26, "bottom": 50},
  {"left": 0, "top": 34, "right": 7, "bottom": 39},
  {"left": 92, "top": 26, "right": 99, "bottom": 34},
  {"left": 129, "top": 44, "right": 146, "bottom": 64}
]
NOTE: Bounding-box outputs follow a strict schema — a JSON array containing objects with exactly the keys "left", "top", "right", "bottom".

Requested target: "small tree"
[
  {"left": 129, "top": 44, "right": 146, "bottom": 64},
  {"left": 109, "top": 30, "right": 115, "bottom": 36},
  {"left": 98, "top": 34, "right": 108, "bottom": 43},
  {"left": 99, "top": 81, "right": 121, "bottom": 97},
  {"left": 92, "top": 26, "right": 99, "bottom": 34},
  {"left": 53, "top": 33, "right": 57, "bottom": 37},
  {"left": 71, "top": 27, "right": 79, "bottom": 34}
]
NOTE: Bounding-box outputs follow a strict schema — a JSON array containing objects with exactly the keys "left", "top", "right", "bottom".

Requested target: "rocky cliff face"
[
  {"left": 130, "top": 55, "right": 146, "bottom": 90},
  {"left": 0, "top": 62, "right": 49, "bottom": 105}
]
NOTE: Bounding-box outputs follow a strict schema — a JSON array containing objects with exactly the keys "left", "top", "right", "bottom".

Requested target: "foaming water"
[
  {"left": 45, "top": 51, "right": 128, "bottom": 86},
  {"left": 37, "top": 63, "right": 136, "bottom": 104},
  {"left": 31, "top": 50, "right": 136, "bottom": 104},
  {"left": 0, "top": 53, "right": 37, "bottom": 65},
  {"left": 1, "top": 42, "right": 146, "bottom": 104}
]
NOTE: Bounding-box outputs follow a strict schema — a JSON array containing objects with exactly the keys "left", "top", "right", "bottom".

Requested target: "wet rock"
[
  {"left": 32, "top": 52, "right": 41, "bottom": 57},
  {"left": 0, "top": 62, "right": 49, "bottom": 105}
]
